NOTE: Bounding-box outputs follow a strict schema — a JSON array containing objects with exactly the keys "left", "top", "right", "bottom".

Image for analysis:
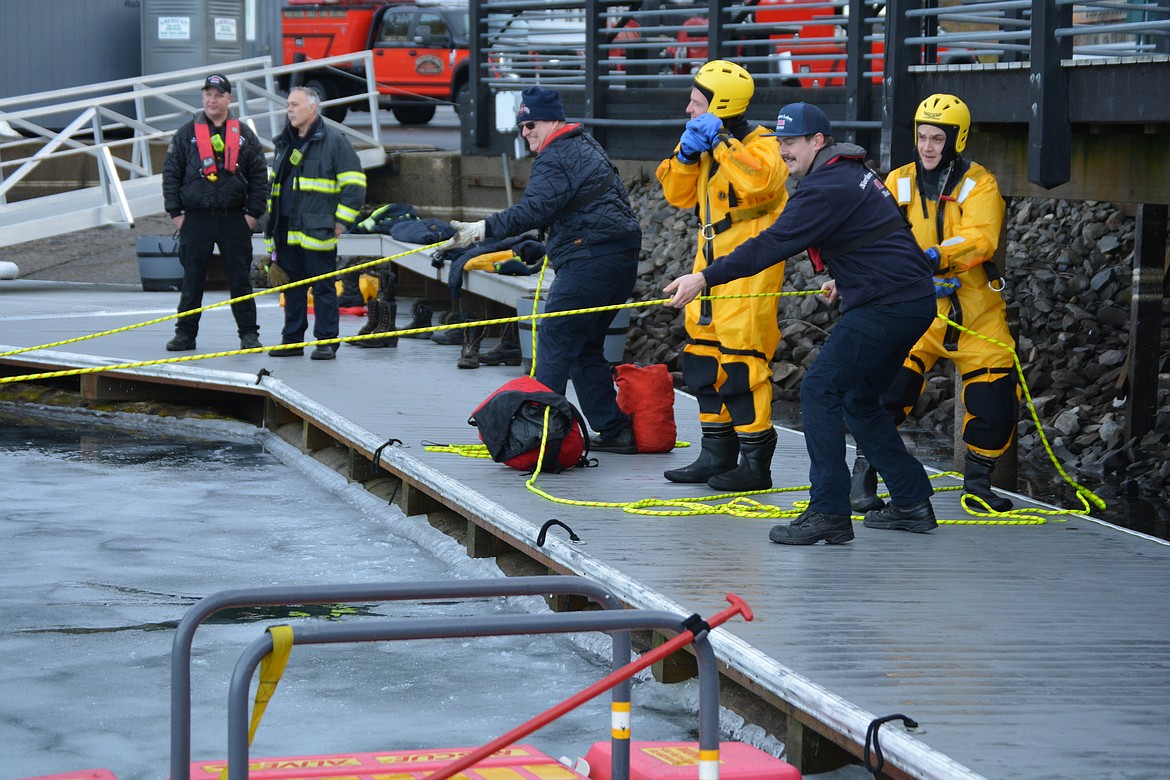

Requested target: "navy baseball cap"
[
  {"left": 203, "top": 74, "right": 232, "bottom": 94},
  {"left": 765, "top": 102, "right": 831, "bottom": 137}
]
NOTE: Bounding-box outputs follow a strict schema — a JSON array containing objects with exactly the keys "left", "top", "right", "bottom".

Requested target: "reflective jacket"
[
  {"left": 485, "top": 124, "right": 640, "bottom": 270},
  {"left": 163, "top": 111, "right": 268, "bottom": 218},
  {"left": 265, "top": 119, "right": 366, "bottom": 253},
  {"left": 705, "top": 143, "right": 934, "bottom": 313}
]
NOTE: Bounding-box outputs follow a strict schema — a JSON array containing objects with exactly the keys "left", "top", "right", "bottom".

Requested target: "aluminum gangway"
[{"left": 0, "top": 54, "right": 388, "bottom": 250}]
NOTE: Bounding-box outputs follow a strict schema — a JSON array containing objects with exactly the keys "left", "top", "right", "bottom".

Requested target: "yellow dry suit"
[
  {"left": 884, "top": 160, "right": 1019, "bottom": 458},
  {"left": 656, "top": 125, "right": 788, "bottom": 433}
]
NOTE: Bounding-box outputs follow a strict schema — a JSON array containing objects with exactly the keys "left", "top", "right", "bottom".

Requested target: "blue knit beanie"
[{"left": 517, "top": 87, "right": 566, "bottom": 124}]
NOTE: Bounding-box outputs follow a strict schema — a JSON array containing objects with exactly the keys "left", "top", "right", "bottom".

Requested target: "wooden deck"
[{"left": 2, "top": 277, "right": 1168, "bottom": 780}]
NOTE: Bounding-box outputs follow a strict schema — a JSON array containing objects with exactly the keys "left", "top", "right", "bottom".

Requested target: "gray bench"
[{"left": 252, "top": 233, "right": 552, "bottom": 312}]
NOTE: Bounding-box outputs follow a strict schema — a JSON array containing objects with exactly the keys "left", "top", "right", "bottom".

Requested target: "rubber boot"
[
  {"left": 403, "top": 301, "right": 434, "bottom": 338},
  {"left": 664, "top": 425, "right": 739, "bottom": 483},
  {"left": 849, "top": 454, "right": 885, "bottom": 512},
  {"left": 963, "top": 451, "right": 1014, "bottom": 511},
  {"left": 351, "top": 300, "right": 398, "bottom": 348},
  {"left": 479, "top": 322, "right": 522, "bottom": 366},
  {"left": 337, "top": 271, "right": 364, "bottom": 308},
  {"left": 457, "top": 325, "right": 485, "bottom": 369},
  {"left": 707, "top": 428, "right": 777, "bottom": 492}
]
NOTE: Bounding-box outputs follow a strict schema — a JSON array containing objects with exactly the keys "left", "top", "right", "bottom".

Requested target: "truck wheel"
[
  {"left": 392, "top": 102, "right": 437, "bottom": 125},
  {"left": 305, "top": 78, "right": 348, "bottom": 123},
  {"left": 454, "top": 83, "right": 470, "bottom": 118}
]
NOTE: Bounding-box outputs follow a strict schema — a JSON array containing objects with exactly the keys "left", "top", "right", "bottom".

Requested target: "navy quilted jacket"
[{"left": 485, "top": 125, "right": 640, "bottom": 270}]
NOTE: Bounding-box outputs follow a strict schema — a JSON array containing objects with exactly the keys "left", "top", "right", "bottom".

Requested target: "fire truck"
[{"left": 282, "top": 0, "right": 470, "bottom": 125}]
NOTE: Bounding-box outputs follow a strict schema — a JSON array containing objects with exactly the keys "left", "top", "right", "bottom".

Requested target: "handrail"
[
  {"left": 0, "top": 52, "right": 385, "bottom": 246},
  {"left": 171, "top": 577, "right": 633, "bottom": 780},
  {"left": 222, "top": 604, "right": 728, "bottom": 780}
]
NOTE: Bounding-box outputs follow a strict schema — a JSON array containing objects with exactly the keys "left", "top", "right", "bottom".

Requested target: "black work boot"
[
  {"left": 456, "top": 325, "right": 485, "bottom": 368},
  {"left": 707, "top": 428, "right": 777, "bottom": 492},
  {"left": 769, "top": 511, "right": 855, "bottom": 545},
  {"left": 963, "top": 451, "right": 1014, "bottom": 511},
  {"left": 849, "top": 454, "right": 885, "bottom": 512},
  {"left": 239, "top": 332, "right": 263, "bottom": 351},
  {"left": 166, "top": 332, "right": 197, "bottom": 352},
  {"left": 352, "top": 300, "right": 398, "bottom": 348},
  {"left": 664, "top": 425, "right": 739, "bottom": 483},
  {"left": 589, "top": 423, "right": 637, "bottom": 454},
  {"left": 403, "top": 301, "right": 434, "bottom": 338},
  {"left": 337, "top": 271, "right": 364, "bottom": 308},
  {"left": 433, "top": 309, "right": 473, "bottom": 345},
  {"left": 863, "top": 500, "right": 938, "bottom": 533},
  {"left": 479, "top": 322, "right": 522, "bottom": 366},
  {"left": 347, "top": 298, "right": 382, "bottom": 345}
]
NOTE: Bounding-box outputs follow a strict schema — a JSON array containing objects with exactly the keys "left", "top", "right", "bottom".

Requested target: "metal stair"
[{"left": 0, "top": 55, "right": 386, "bottom": 250}]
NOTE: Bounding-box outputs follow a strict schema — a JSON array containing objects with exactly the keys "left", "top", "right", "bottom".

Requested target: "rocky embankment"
[{"left": 622, "top": 177, "right": 1170, "bottom": 509}]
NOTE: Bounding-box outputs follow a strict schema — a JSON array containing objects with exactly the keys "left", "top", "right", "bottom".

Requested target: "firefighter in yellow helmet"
[
  {"left": 850, "top": 93, "right": 1020, "bottom": 512},
  {"left": 656, "top": 60, "right": 789, "bottom": 491}
]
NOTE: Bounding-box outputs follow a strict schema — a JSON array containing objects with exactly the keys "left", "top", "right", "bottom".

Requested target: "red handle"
[{"left": 426, "top": 594, "right": 752, "bottom": 780}]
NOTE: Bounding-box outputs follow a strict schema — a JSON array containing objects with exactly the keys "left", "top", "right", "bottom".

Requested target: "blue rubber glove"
[
  {"left": 686, "top": 113, "right": 724, "bottom": 148},
  {"left": 924, "top": 246, "right": 941, "bottom": 271},
  {"left": 677, "top": 127, "right": 705, "bottom": 163},
  {"left": 934, "top": 276, "right": 961, "bottom": 297}
]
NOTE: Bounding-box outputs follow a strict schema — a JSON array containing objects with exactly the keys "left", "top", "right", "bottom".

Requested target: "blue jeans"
[
  {"left": 276, "top": 240, "right": 338, "bottom": 344},
  {"left": 535, "top": 250, "right": 637, "bottom": 438},
  {"left": 801, "top": 296, "right": 937, "bottom": 515}
]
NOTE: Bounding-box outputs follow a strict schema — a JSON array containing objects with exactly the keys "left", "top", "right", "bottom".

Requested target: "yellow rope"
[
  {"left": 1, "top": 269, "right": 1104, "bottom": 525},
  {"left": 0, "top": 241, "right": 449, "bottom": 361}
]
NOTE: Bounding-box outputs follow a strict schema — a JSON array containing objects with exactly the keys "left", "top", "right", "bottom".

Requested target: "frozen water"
[{"left": 1, "top": 408, "right": 715, "bottom": 780}]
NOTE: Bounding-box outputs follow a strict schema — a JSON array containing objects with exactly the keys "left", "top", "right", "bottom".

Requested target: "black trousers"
[{"left": 175, "top": 210, "right": 258, "bottom": 337}]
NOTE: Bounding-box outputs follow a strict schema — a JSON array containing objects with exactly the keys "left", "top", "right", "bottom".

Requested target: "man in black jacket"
[
  {"left": 666, "top": 103, "right": 938, "bottom": 545},
  {"left": 162, "top": 73, "right": 268, "bottom": 352},
  {"left": 447, "top": 87, "right": 642, "bottom": 452}
]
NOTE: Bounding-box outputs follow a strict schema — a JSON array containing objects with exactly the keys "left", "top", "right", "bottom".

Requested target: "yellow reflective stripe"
[
  {"left": 271, "top": 182, "right": 282, "bottom": 196},
  {"left": 263, "top": 237, "right": 275, "bottom": 253},
  {"left": 335, "top": 204, "right": 360, "bottom": 222},
  {"left": 295, "top": 177, "right": 340, "bottom": 194},
  {"left": 337, "top": 170, "right": 366, "bottom": 187},
  {"left": 287, "top": 230, "right": 338, "bottom": 251}
]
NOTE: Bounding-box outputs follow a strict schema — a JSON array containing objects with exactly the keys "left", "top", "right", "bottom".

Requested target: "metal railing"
[
  {"left": 473, "top": 0, "right": 1169, "bottom": 95},
  {"left": 169, "top": 577, "right": 725, "bottom": 780},
  {"left": 0, "top": 54, "right": 387, "bottom": 248}
]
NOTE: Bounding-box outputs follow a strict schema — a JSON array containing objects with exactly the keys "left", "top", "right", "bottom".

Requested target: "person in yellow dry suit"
[
  {"left": 655, "top": 60, "right": 789, "bottom": 492},
  {"left": 850, "top": 93, "right": 1019, "bottom": 512}
]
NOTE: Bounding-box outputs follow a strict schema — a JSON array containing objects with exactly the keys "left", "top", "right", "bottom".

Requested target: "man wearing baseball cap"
[
  {"left": 163, "top": 72, "right": 268, "bottom": 353},
  {"left": 665, "top": 102, "right": 939, "bottom": 546}
]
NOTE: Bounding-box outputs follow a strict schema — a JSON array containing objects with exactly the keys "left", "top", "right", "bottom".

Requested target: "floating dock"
[{"left": 2, "top": 277, "right": 1168, "bottom": 780}]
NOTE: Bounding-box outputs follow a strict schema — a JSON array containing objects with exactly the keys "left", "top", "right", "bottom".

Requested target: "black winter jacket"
[
  {"left": 705, "top": 143, "right": 935, "bottom": 313},
  {"left": 485, "top": 125, "right": 640, "bottom": 270},
  {"left": 163, "top": 111, "right": 268, "bottom": 218}
]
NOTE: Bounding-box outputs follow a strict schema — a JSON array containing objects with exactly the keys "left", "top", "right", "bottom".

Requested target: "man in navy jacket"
[
  {"left": 666, "top": 103, "right": 939, "bottom": 545},
  {"left": 448, "top": 87, "right": 642, "bottom": 453}
]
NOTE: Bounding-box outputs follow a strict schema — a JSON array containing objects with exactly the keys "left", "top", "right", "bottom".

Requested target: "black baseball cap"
[{"left": 203, "top": 74, "right": 232, "bottom": 94}]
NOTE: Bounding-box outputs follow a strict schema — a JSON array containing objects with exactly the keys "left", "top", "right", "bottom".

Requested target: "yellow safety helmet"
[
  {"left": 915, "top": 93, "right": 970, "bottom": 153},
  {"left": 693, "top": 60, "right": 754, "bottom": 118}
]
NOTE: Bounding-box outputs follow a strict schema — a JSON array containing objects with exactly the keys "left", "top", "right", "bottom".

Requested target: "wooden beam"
[{"left": 1126, "top": 203, "right": 1168, "bottom": 440}]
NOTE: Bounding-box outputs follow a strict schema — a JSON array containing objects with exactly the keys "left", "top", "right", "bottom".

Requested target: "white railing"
[{"left": 0, "top": 53, "right": 386, "bottom": 248}]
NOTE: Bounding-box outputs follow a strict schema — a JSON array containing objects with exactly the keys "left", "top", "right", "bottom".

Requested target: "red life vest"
[{"left": 194, "top": 118, "right": 240, "bottom": 182}]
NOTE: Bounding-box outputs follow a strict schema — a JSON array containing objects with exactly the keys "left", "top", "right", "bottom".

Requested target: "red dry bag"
[{"left": 614, "top": 362, "right": 676, "bottom": 453}]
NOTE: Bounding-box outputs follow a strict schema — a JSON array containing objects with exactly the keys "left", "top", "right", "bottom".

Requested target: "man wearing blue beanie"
[{"left": 448, "top": 87, "right": 643, "bottom": 453}]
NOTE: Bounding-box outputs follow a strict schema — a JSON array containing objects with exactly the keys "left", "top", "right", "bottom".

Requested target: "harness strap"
[
  {"left": 685, "top": 336, "right": 769, "bottom": 363},
  {"left": 809, "top": 215, "right": 908, "bottom": 271},
  {"left": 194, "top": 118, "right": 240, "bottom": 182},
  {"left": 961, "top": 366, "right": 1014, "bottom": 381},
  {"left": 701, "top": 190, "right": 787, "bottom": 240}
]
